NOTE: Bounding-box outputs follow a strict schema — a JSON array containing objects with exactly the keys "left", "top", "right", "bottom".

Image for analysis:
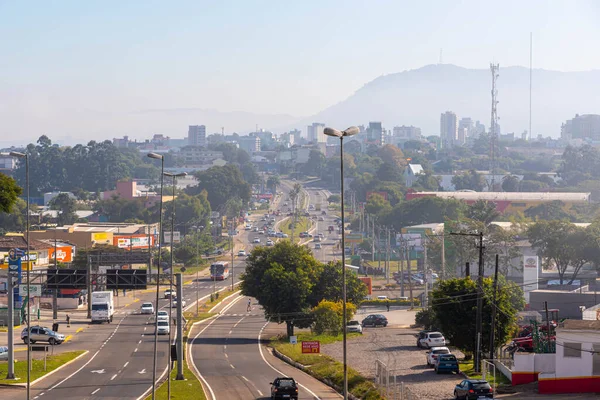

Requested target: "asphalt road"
[{"left": 189, "top": 296, "right": 342, "bottom": 400}]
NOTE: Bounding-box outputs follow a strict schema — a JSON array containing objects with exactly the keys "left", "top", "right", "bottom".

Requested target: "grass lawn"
[
  {"left": 271, "top": 333, "right": 383, "bottom": 400},
  {"left": 0, "top": 350, "right": 86, "bottom": 385},
  {"left": 280, "top": 217, "right": 311, "bottom": 242},
  {"left": 459, "top": 360, "right": 511, "bottom": 386}
]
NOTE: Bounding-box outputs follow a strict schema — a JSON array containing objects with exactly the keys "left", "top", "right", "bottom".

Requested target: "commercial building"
[
  {"left": 307, "top": 123, "right": 325, "bottom": 144},
  {"left": 0, "top": 236, "right": 52, "bottom": 270},
  {"left": 440, "top": 111, "right": 458, "bottom": 149},
  {"left": 561, "top": 114, "right": 600, "bottom": 141},
  {"left": 179, "top": 147, "right": 225, "bottom": 168},
  {"left": 100, "top": 180, "right": 175, "bottom": 208},
  {"left": 188, "top": 125, "right": 207, "bottom": 147},
  {"left": 406, "top": 191, "right": 590, "bottom": 214},
  {"left": 237, "top": 135, "right": 261, "bottom": 154}
]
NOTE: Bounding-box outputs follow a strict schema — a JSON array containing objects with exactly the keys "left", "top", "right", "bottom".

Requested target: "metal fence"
[{"left": 375, "top": 359, "right": 420, "bottom": 400}]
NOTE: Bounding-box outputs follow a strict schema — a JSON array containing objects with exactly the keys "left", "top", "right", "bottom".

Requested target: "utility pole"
[
  {"left": 53, "top": 230, "right": 58, "bottom": 320},
  {"left": 405, "top": 241, "right": 413, "bottom": 308},
  {"left": 377, "top": 227, "right": 381, "bottom": 272},
  {"left": 175, "top": 273, "right": 184, "bottom": 380},
  {"left": 399, "top": 234, "right": 405, "bottom": 297},
  {"left": 465, "top": 262, "right": 470, "bottom": 278},
  {"left": 231, "top": 223, "right": 235, "bottom": 292},
  {"left": 441, "top": 234, "right": 446, "bottom": 281},
  {"left": 423, "top": 235, "right": 428, "bottom": 309},
  {"left": 490, "top": 254, "right": 499, "bottom": 361},
  {"left": 475, "top": 232, "right": 485, "bottom": 373}
]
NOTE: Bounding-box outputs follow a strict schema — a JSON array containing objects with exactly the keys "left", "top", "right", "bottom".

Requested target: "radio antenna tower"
[{"left": 489, "top": 63, "right": 500, "bottom": 187}]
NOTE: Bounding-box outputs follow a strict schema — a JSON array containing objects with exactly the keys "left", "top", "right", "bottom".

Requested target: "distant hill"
[{"left": 286, "top": 64, "right": 600, "bottom": 138}]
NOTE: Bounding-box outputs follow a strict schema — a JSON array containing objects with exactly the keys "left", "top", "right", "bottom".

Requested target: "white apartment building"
[
  {"left": 440, "top": 111, "right": 458, "bottom": 149},
  {"left": 188, "top": 125, "right": 207, "bottom": 147}
]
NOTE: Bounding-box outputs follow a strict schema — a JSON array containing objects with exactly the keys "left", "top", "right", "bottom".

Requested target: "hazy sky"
[{"left": 1, "top": 0, "right": 599, "bottom": 145}]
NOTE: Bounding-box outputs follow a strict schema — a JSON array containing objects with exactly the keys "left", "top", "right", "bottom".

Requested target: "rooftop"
[
  {"left": 560, "top": 319, "right": 600, "bottom": 331},
  {"left": 0, "top": 236, "right": 52, "bottom": 250},
  {"left": 51, "top": 222, "right": 155, "bottom": 235}
]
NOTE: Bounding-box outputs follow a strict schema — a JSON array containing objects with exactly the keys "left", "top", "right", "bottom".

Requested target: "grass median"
[
  {"left": 148, "top": 288, "right": 240, "bottom": 400},
  {"left": 0, "top": 350, "right": 86, "bottom": 385},
  {"left": 270, "top": 332, "right": 384, "bottom": 400},
  {"left": 280, "top": 217, "right": 311, "bottom": 243}
]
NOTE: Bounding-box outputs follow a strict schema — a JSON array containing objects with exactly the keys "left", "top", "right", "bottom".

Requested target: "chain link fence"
[{"left": 375, "top": 359, "right": 420, "bottom": 400}]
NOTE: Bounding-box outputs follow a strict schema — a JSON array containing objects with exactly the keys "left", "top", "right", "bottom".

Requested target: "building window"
[{"left": 563, "top": 342, "right": 582, "bottom": 358}]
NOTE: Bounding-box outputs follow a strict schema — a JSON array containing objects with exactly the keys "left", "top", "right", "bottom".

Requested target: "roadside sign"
[
  {"left": 301, "top": 341, "right": 320, "bottom": 354},
  {"left": 345, "top": 233, "right": 363, "bottom": 243},
  {"left": 163, "top": 232, "right": 181, "bottom": 244},
  {"left": 19, "top": 284, "right": 42, "bottom": 297},
  {"left": 290, "top": 336, "right": 297, "bottom": 345}
]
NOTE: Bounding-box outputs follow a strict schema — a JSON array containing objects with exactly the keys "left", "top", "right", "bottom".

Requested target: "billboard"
[
  {"left": 396, "top": 233, "right": 422, "bottom": 248},
  {"left": 163, "top": 232, "right": 181, "bottom": 244},
  {"left": 49, "top": 246, "right": 75, "bottom": 263},
  {"left": 114, "top": 235, "right": 154, "bottom": 249}
]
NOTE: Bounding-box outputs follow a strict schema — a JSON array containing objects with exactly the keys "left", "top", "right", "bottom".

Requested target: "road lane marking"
[
  {"left": 230, "top": 364, "right": 235, "bottom": 369},
  {"left": 111, "top": 374, "right": 117, "bottom": 380},
  {"left": 138, "top": 340, "right": 142, "bottom": 344},
  {"left": 257, "top": 390, "right": 263, "bottom": 396},
  {"left": 224, "top": 353, "right": 228, "bottom": 358},
  {"left": 134, "top": 348, "right": 138, "bottom": 352},
  {"left": 242, "top": 375, "right": 249, "bottom": 382},
  {"left": 76, "top": 328, "right": 84, "bottom": 333},
  {"left": 92, "top": 388, "right": 100, "bottom": 394},
  {"left": 228, "top": 330, "right": 233, "bottom": 334},
  {"left": 123, "top": 361, "right": 129, "bottom": 368}
]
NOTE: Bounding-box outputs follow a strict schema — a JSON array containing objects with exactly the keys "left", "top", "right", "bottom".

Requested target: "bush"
[
  {"left": 312, "top": 300, "right": 357, "bottom": 335},
  {"left": 415, "top": 308, "right": 436, "bottom": 329}
]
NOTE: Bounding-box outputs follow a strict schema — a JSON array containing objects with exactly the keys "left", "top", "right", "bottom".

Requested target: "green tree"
[
  {"left": 187, "top": 164, "right": 251, "bottom": 210},
  {"left": 430, "top": 277, "right": 524, "bottom": 356},
  {"left": 301, "top": 150, "right": 326, "bottom": 177},
  {"left": 312, "top": 300, "right": 357, "bottom": 335},
  {"left": 266, "top": 175, "right": 281, "bottom": 193},
  {"left": 465, "top": 200, "right": 499, "bottom": 226},
  {"left": 452, "top": 170, "right": 486, "bottom": 191},
  {"left": 518, "top": 180, "right": 549, "bottom": 192},
  {"left": 524, "top": 200, "right": 574, "bottom": 221},
  {"left": 327, "top": 194, "right": 340, "bottom": 203},
  {"left": 289, "top": 183, "right": 302, "bottom": 212},
  {"left": 377, "top": 144, "right": 407, "bottom": 169},
  {"left": 364, "top": 193, "right": 392, "bottom": 216},
  {"left": 309, "top": 261, "right": 368, "bottom": 307},
  {"left": 241, "top": 241, "right": 322, "bottom": 336},
  {"left": 94, "top": 196, "right": 148, "bottom": 222},
  {"left": 0, "top": 198, "right": 27, "bottom": 233},
  {"left": 376, "top": 161, "right": 403, "bottom": 182},
  {"left": 413, "top": 171, "right": 441, "bottom": 191},
  {"left": 49, "top": 193, "right": 78, "bottom": 226},
  {"left": 0, "top": 172, "right": 23, "bottom": 213},
  {"left": 501, "top": 175, "right": 520, "bottom": 192},
  {"left": 527, "top": 220, "right": 600, "bottom": 284}
]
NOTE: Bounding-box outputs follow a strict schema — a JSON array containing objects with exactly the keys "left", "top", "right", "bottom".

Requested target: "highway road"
[{"left": 189, "top": 295, "right": 342, "bottom": 400}]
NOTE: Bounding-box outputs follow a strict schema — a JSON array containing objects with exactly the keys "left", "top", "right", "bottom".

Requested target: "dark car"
[
  {"left": 435, "top": 354, "right": 459, "bottom": 374},
  {"left": 270, "top": 377, "right": 298, "bottom": 399},
  {"left": 361, "top": 314, "right": 388, "bottom": 328},
  {"left": 454, "top": 379, "right": 493, "bottom": 399}
]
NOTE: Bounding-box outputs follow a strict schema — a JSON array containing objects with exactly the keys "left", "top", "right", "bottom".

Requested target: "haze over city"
[{"left": 1, "top": 0, "right": 599, "bottom": 146}]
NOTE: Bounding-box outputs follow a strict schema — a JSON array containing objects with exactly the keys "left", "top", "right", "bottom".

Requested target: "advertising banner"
[
  {"left": 49, "top": 246, "right": 74, "bottom": 263},
  {"left": 114, "top": 235, "right": 153, "bottom": 249}
]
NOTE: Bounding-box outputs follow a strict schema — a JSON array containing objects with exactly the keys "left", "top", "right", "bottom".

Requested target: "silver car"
[
  {"left": 21, "top": 326, "right": 66, "bottom": 345},
  {"left": 141, "top": 302, "right": 155, "bottom": 314},
  {"left": 156, "top": 320, "right": 170, "bottom": 335},
  {"left": 0, "top": 346, "right": 8, "bottom": 360},
  {"left": 346, "top": 320, "right": 363, "bottom": 334}
]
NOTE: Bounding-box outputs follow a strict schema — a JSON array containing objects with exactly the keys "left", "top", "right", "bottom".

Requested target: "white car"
[
  {"left": 164, "top": 289, "right": 174, "bottom": 299},
  {"left": 156, "top": 320, "right": 170, "bottom": 335},
  {"left": 281, "top": 233, "right": 288, "bottom": 238},
  {"left": 172, "top": 298, "right": 187, "bottom": 308},
  {"left": 346, "top": 320, "right": 363, "bottom": 334},
  {"left": 0, "top": 346, "right": 8, "bottom": 361},
  {"left": 141, "top": 302, "right": 154, "bottom": 314},
  {"left": 266, "top": 240, "right": 274, "bottom": 246},
  {"left": 252, "top": 227, "right": 259, "bottom": 232},
  {"left": 315, "top": 243, "right": 322, "bottom": 249},
  {"left": 238, "top": 250, "right": 247, "bottom": 257},
  {"left": 426, "top": 346, "right": 451, "bottom": 367},
  {"left": 253, "top": 238, "right": 261, "bottom": 244},
  {"left": 418, "top": 331, "right": 446, "bottom": 348},
  {"left": 156, "top": 310, "right": 169, "bottom": 322}
]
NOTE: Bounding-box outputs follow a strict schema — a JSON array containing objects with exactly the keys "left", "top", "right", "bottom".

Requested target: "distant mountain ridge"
[{"left": 286, "top": 64, "right": 600, "bottom": 138}]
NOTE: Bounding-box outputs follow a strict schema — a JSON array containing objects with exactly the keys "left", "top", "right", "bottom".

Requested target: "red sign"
[
  {"left": 49, "top": 246, "right": 74, "bottom": 263},
  {"left": 301, "top": 341, "right": 320, "bottom": 354}
]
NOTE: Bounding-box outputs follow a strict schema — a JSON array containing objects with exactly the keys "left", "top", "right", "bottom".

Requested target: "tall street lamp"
[
  {"left": 323, "top": 126, "right": 359, "bottom": 400},
  {"left": 147, "top": 153, "right": 164, "bottom": 400},
  {"left": 163, "top": 171, "right": 187, "bottom": 394},
  {"left": 10, "top": 151, "right": 30, "bottom": 397}
]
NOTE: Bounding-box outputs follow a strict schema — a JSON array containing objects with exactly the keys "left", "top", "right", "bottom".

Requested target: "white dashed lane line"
[{"left": 92, "top": 388, "right": 100, "bottom": 395}]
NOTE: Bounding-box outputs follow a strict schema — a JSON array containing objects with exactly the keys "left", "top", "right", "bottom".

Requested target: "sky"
[{"left": 1, "top": 0, "right": 599, "bottom": 145}]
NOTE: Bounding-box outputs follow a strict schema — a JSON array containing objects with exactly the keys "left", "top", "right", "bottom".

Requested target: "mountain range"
[{"left": 286, "top": 64, "right": 600, "bottom": 138}]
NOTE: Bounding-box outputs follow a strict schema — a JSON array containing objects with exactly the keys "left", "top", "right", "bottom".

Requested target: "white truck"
[{"left": 91, "top": 291, "right": 114, "bottom": 323}]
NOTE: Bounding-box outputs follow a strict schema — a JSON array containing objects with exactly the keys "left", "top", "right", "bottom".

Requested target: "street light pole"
[
  {"left": 324, "top": 126, "right": 359, "bottom": 400},
  {"left": 10, "top": 151, "right": 30, "bottom": 397},
  {"left": 147, "top": 153, "right": 164, "bottom": 400}
]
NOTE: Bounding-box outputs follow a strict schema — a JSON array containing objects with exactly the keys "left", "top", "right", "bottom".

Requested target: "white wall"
[{"left": 555, "top": 330, "right": 600, "bottom": 378}]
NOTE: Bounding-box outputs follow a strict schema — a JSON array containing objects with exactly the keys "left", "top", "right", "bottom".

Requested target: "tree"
[
  {"left": 327, "top": 194, "right": 340, "bottom": 203},
  {"left": 312, "top": 300, "right": 357, "bottom": 335},
  {"left": 0, "top": 198, "right": 27, "bottom": 233},
  {"left": 94, "top": 196, "right": 148, "bottom": 222},
  {"left": 241, "top": 241, "right": 322, "bottom": 336},
  {"left": 518, "top": 180, "right": 549, "bottom": 192},
  {"left": 0, "top": 173, "right": 23, "bottom": 213},
  {"left": 465, "top": 200, "right": 499, "bottom": 226},
  {"left": 364, "top": 193, "right": 391, "bottom": 216},
  {"left": 288, "top": 183, "right": 302, "bottom": 212},
  {"left": 452, "top": 170, "right": 486, "bottom": 191},
  {"left": 414, "top": 171, "right": 441, "bottom": 191},
  {"left": 300, "top": 150, "right": 326, "bottom": 177},
  {"left": 309, "top": 261, "right": 368, "bottom": 307},
  {"left": 431, "top": 277, "right": 524, "bottom": 356},
  {"left": 49, "top": 193, "right": 78, "bottom": 226},
  {"left": 528, "top": 220, "right": 600, "bottom": 284},
  {"left": 266, "top": 175, "right": 281, "bottom": 193},
  {"left": 376, "top": 161, "right": 403, "bottom": 182},
  {"left": 501, "top": 175, "right": 520, "bottom": 192},
  {"left": 524, "top": 200, "right": 574, "bottom": 221},
  {"left": 187, "top": 164, "right": 251, "bottom": 210},
  {"left": 377, "top": 144, "right": 407, "bottom": 169}
]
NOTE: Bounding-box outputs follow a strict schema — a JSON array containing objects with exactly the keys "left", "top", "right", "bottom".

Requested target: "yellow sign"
[{"left": 92, "top": 232, "right": 109, "bottom": 242}]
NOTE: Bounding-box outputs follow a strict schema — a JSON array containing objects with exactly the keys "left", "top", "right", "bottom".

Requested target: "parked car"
[
  {"left": 376, "top": 295, "right": 388, "bottom": 300},
  {"left": 281, "top": 233, "right": 288, "bottom": 238},
  {"left": 418, "top": 331, "right": 446, "bottom": 348},
  {"left": 205, "top": 247, "right": 224, "bottom": 256},
  {"left": 434, "top": 354, "right": 459, "bottom": 374},
  {"left": 416, "top": 330, "right": 435, "bottom": 347},
  {"left": 361, "top": 314, "right": 388, "bottom": 328},
  {"left": 318, "top": 216, "right": 325, "bottom": 221},
  {"left": 156, "top": 310, "right": 169, "bottom": 322},
  {"left": 346, "top": 320, "right": 363, "bottom": 334},
  {"left": 426, "top": 346, "right": 451, "bottom": 367},
  {"left": 237, "top": 250, "right": 247, "bottom": 257},
  {"left": 266, "top": 239, "right": 274, "bottom": 246},
  {"left": 0, "top": 346, "right": 8, "bottom": 360},
  {"left": 253, "top": 238, "right": 261, "bottom": 244},
  {"left": 21, "top": 326, "right": 66, "bottom": 345},
  {"left": 270, "top": 377, "right": 299, "bottom": 400},
  {"left": 141, "top": 302, "right": 155, "bottom": 314},
  {"left": 453, "top": 379, "right": 494, "bottom": 399},
  {"left": 156, "top": 320, "right": 170, "bottom": 335}
]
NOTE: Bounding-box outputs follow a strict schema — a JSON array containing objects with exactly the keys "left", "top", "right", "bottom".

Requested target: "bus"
[{"left": 210, "top": 261, "right": 230, "bottom": 281}]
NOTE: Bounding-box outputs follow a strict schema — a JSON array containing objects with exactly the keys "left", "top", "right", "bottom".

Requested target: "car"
[
  {"left": 172, "top": 298, "right": 187, "bottom": 308},
  {"left": 253, "top": 238, "right": 261, "bottom": 244},
  {"left": 258, "top": 230, "right": 264, "bottom": 234},
  {"left": 205, "top": 247, "right": 224, "bottom": 256},
  {"left": 361, "top": 314, "right": 388, "bottom": 328},
  {"left": 156, "top": 310, "right": 169, "bottom": 322},
  {"left": 308, "top": 204, "right": 315, "bottom": 210},
  {"left": 266, "top": 239, "right": 274, "bottom": 246},
  {"left": 0, "top": 346, "right": 8, "bottom": 361},
  {"left": 238, "top": 250, "right": 247, "bottom": 257},
  {"left": 321, "top": 211, "right": 327, "bottom": 215},
  {"left": 313, "top": 236, "right": 321, "bottom": 242},
  {"left": 141, "top": 302, "right": 155, "bottom": 314},
  {"left": 252, "top": 227, "right": 259, "bottom": 232},
  {"left": 318, "top": 216, "right": 325, "bottom": 221},
  {"left": 318, "top": 233, "right": 325, "bottom": 238},
  {"left": 164, "top": 289, "right": 174, "bottom": 299},
  {"left": 281, "top": 233, "right": 288, "bottom": 238},
  {"left": 376, "top": 295, "right": 388, "bottom": 300},
  {"left": 156, "top": 320, "right": 170, "bottom": 335},
  {"left": 314, "top": 243, "right": 322, "bottom": 249},
  {"left": 283, "top": 202, "right": 289, "bottom": 206},
  {"left": 21, "top": 326, "right": 66, "bottom": 345},
  {"left": 245, "top": 225, "right": 252, "bottom": 230},
  {"left": 346, "top": 320, "right": 363, "bottom": 334},
  {"left": 276, "top": 232, "right": 284, "bottom": 238},
  {"left": 418, "top": 331, "right": 446, "bottom": 348},
  {"left": 434, "top": 354, "right": 459, "bottom": 374},
  {"left": 270, "top": 377, "right": 299, "bottom": 400},
  {"left": 426, "top": 346, "right": 451, "bottom": 367},
  {"left": 454, "top": 379, "right": 494, "bottom": 399},
  {"left": 416, "top": 330, "right": 435, "bottom": 347}
]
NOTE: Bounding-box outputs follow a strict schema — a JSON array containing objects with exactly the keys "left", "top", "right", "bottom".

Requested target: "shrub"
[
  {"left": 312, "top": 300, "right": 357, "bottom": 335},
  {"left": 415, "top": 308, "right": 436, "bottom": 329}
]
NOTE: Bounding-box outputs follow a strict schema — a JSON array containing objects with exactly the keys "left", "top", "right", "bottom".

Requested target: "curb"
[
  {"left": 1, "top": 350, "right": 90, "bottom": 388},
  {"left": 271, "top": 347, "right": 360, "bottom": 400}
]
